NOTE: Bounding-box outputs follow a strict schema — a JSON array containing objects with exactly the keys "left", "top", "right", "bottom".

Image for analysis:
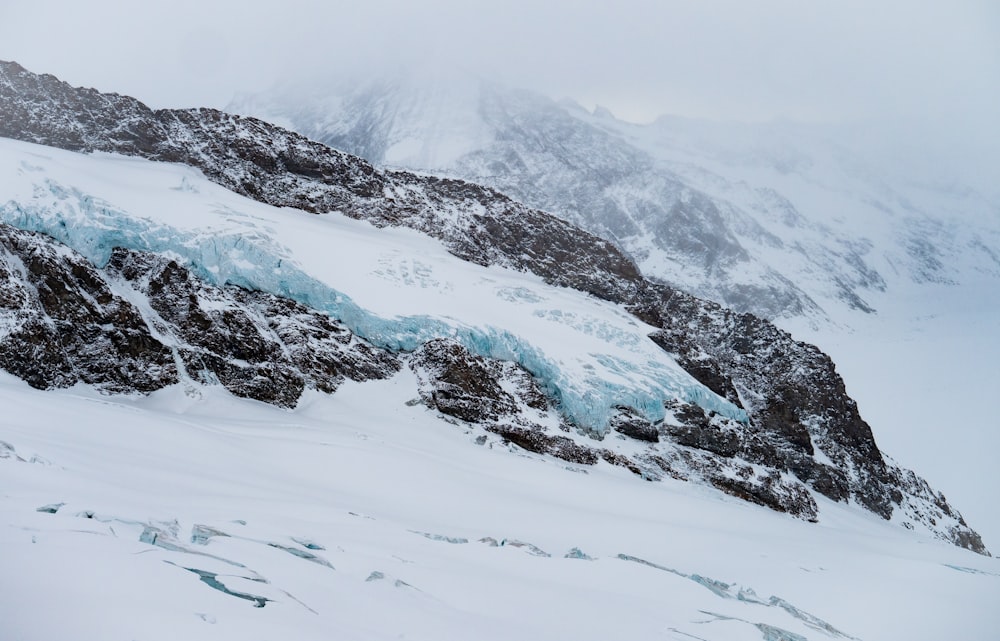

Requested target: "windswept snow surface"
[
  {"left": 1, "top": 374, "right": 998, "bottom": 640},
  {"left": 0, "top": 138, "right": 744, "bottom": 432}
]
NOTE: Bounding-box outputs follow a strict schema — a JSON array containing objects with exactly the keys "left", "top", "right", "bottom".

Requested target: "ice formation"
[{"left": 0, "top": 149, "right": 747, "bottom": 434}]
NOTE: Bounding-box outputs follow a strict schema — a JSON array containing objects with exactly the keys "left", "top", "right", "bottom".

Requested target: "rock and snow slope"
[
  {"left": 0, "top": 139, "right": 812, "bottom": 525},
  {"left": 0, "top": 61, "right": 997, "bottom": 638},
  {"left": 0, "top": 61, "right": 987, "bottom": 552},
  {"left": 229, "top": 66, "right": 1000, "bottom": 549},
  {"left": 231, "top": 69, "right": 1000, "bottom": 325}
]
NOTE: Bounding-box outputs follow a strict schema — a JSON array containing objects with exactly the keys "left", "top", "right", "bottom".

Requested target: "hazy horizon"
[{"left": 1, "top": 2, "right": 996, "bottom": 140}]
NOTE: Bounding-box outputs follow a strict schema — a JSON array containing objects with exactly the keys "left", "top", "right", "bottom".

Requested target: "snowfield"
[
  {"left": 0, "top": 138, "right": 998, "bottom": 639},
  {"left": 2, "top": 374, "right": 999, "bottom": 641}
]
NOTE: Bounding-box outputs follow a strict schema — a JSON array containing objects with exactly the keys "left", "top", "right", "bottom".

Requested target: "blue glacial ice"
[{"left": 0, "top": 181, "right": 748, "bottom": 433}]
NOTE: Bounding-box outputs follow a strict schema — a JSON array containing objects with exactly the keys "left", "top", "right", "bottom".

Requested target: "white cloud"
[{"left": 1, "top": 0, "right": 997, "bottom": 144}]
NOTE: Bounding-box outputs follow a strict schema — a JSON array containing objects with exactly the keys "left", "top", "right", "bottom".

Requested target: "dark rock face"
[
  {"left": 409, "top": 339, "right": 598, "bottom": 466},
  {"left": 609, "top": 406, "right": 660, "bottom": 443},
  {"left": 410, "top": 339, "right": 519, "bottom": 424},
  {"left": 491, "top": 427, "right": 601, "bottom": 467},
  {"left": 0, "top": 224, "right": 399, "bottom": 406},
  {"left": 410, "top": 339, "right": 548, "bottom": 424},
  {"left": 710, "top": 473, "right": 817, "bottom": 519},
  {"left": 0, "top": 60, "right": 987, "bottom": 554},
  {"left": 663, "top": 403, "right": 740, "bottom": 457},
  {"left": 644, "top": 295, "right": 890, "bottom": 517},
  {"left": 0, "top": 225, "right": 177, "bottom": 393},
  {"left": 108, "top": 249, "right": 401, "bottom": 407}
]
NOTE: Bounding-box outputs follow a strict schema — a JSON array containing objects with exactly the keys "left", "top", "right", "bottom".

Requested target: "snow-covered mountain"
[
  {"left": 230, "top": 66, "right": 1000, "bottom": 550},
  {"left": 230, "top": 68, "right": 1000, "bottom": 326},
  {"left": 1, "top": 61, "right": 998, "bottom": 638}
]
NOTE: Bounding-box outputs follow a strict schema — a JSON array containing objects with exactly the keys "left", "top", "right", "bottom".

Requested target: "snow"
[
  {"left": 1, "top": 372, "right": 997, "bottom": 640},
  {"left": 232, "top": 67, "right": 498, "bottom": 173},
  {"left": 610, "top": 116, "right": 1000, "bottom": 315},
  {"left": 0, "top": 138, "right": 746, "bottom": 433}
]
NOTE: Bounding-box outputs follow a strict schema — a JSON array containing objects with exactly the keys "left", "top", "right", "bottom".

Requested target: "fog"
[{"left": 2, "top": 1, "right": 997, "bottom": 139}]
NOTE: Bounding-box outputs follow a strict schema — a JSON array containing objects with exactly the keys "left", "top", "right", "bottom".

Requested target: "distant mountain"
[
  {"left": 0, "top": 59, "right": 988, "bottom": 556},
  {"left": 230, "top": 69, "right": 1000, "bottom": 325}
]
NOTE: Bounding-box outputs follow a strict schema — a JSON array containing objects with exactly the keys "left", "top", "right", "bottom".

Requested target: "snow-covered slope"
[
  {"left": 4, "top": 374, "right": 999, "bottom": 640},
  {"left": 0, "top": 138, "right": 835, "bottom": 527},
  {"left": 606, "top": 114, "right": 1000, "bottom": 321},
  {"left": 0, "top": 139, "right": 744, "bottom": 430}
]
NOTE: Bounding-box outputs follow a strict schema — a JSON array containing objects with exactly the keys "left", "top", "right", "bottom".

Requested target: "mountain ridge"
[
  {"left": 0, "top": 59, "right": 987, "bottom": 554},
  {"left": 229, "top": 70, "right": 1000, "bottom": 326}
]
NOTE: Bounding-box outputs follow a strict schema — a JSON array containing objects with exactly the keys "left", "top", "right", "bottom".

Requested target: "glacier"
[
  {"left": 0, "top": 141, "right": 747, "bottom": 433},
  {"left": 3, "top": 365, "right": 997, "bottom": 641}
]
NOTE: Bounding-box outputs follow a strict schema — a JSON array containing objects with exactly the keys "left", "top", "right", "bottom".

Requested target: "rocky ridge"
[{"left": 0, "top": 60, "right": 987, "bottom": 554}]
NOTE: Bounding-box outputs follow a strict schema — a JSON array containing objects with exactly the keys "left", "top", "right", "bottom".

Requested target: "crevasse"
[{"left": 0, "top": 181, "right": 748, "bottom": 433}]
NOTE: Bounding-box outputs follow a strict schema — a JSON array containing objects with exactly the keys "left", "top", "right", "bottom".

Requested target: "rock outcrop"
[{"left": 0, "top": 224, "right": 400, "bottom": 406}]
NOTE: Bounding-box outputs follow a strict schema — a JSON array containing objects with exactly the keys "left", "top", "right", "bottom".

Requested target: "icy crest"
[{"left": 0, "top": 167, "right": 746, "bottom": 433}]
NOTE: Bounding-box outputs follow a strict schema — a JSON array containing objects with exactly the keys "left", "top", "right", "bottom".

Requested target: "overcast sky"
[{"left": 2, "top": 1, "right": 998, "bottom": 144}]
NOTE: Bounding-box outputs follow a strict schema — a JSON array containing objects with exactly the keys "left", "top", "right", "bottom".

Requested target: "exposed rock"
[
  {"left": 663, "top": 403, "right": 740, "bottom": 458},
  {"left": 409, "top": 339, "right": 518, "bottom": 423},
  {"left": 645, "top": 297, "right": 892, "bottom": 519},
  {"left": 0, "top": 225, "right": 177, "bottom": 393},
  {"left": 710, "top": 472, "right": 818, "bottom": 522},
  {"left": 489, "top": 426, "right": 600, "bottom": 466},
  {"left": 599, "top": 449, "right": 646, "bottom": 477},
  {"left": 106, "top": 248, "right": 400, "bottom": 407},
  {"left": 0, "top": 225, "right": 399, "bottom": 406},
  {"left": 409, "top": 339, "right": 598, "bottom": 465},
  {"left": 409, "top": 339, "right": 816, "bottom": 520},
  {"left": 609, "top": 406, "right": 660, "bottom": 443}
]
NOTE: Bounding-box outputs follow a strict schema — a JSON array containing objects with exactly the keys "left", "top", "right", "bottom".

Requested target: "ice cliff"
[{"left": 0, "top": 177, "right": 746, "bottom": 431}]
